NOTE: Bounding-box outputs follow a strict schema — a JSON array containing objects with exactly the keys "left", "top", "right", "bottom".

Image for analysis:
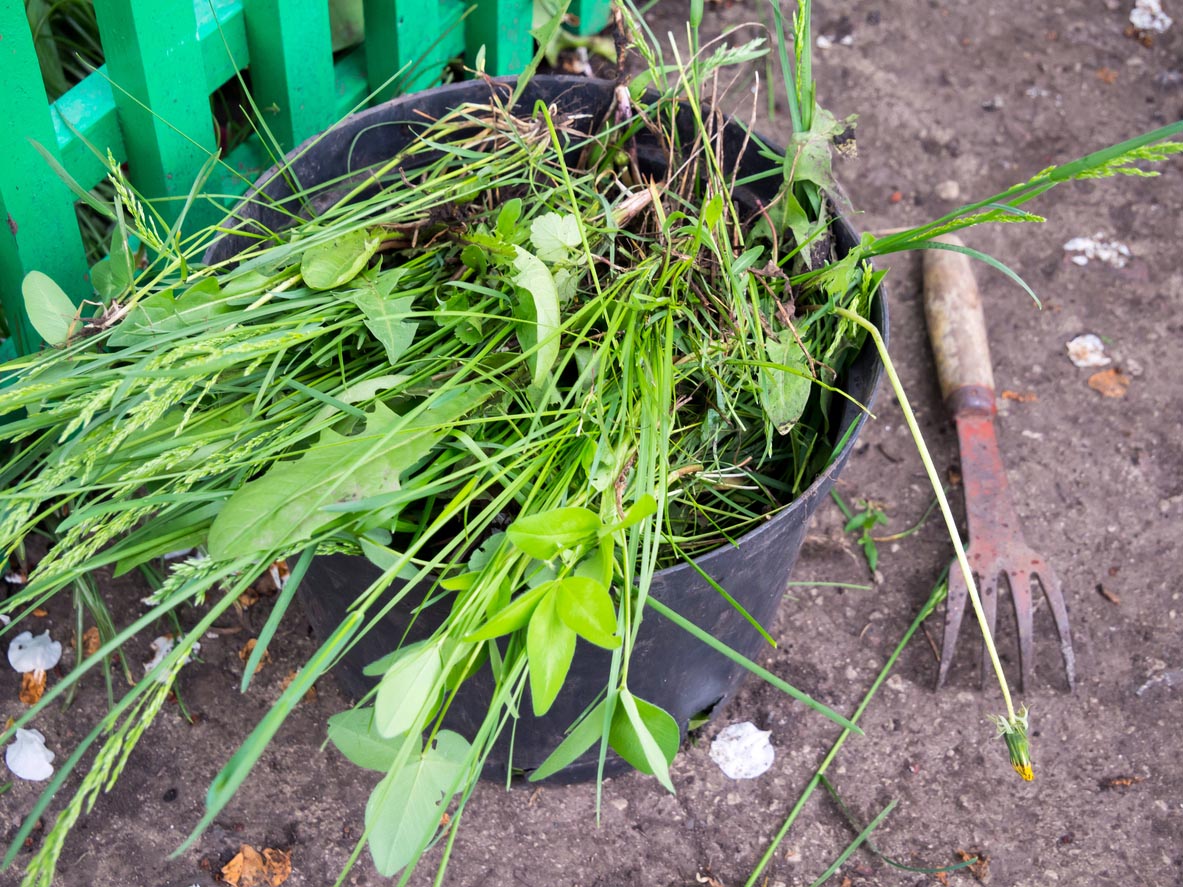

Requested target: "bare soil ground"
[{"left": 3, "top": 1, "right": 1182, "bottom": 885}]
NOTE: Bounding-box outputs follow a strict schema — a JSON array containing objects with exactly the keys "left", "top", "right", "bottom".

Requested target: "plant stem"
[{"left": 833, "top": 307, "right": 1015, "bottom": 719}]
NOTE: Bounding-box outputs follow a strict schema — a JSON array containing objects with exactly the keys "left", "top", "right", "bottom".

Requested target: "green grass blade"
[{"left": 644, "top": 596, "right": 861, "bottom": 734}]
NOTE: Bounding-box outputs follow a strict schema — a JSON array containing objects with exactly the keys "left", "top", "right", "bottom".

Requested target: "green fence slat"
[
  {"left": 570, "top": 0, "right": 610, "bottom": 35},
  {"left": 242, "top": 0, "right": 335, "bottom": 153},
  {"left": 466, "top": 0, "right": 533, "bottom": 76},
  {"left": 363, "top": 0, "right": 459, "bottom": 102},
  {"left": 196, "top": 0, "right": 248, "bottom": 92},
  {"left": 92, "top": 0, "right": 219, "bottom": 231},
  {"left": 52, "top": 65, "right": 126, "bottom": 190},
  {"left": 0, "top": 3, "right": 90, "bottom": 354}
]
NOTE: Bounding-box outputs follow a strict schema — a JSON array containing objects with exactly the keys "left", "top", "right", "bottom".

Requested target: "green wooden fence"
[{"left": 0, "top": 0, "right": 610, "bottom": 358}]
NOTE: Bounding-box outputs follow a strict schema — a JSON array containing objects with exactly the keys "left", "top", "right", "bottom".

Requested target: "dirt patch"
[{"left": 3, "top": 2, "right": 1182, "bottom": 885}]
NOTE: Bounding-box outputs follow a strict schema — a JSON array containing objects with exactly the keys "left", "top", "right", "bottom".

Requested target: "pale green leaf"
[
  {"left": 208, "top": 387, "right": 491, "bottom": 559},
  {"left": 108, "top": 279, "right": 230, "bottom": 347},
  {"left": 506, "top": 506, "right": 602, "bottom": 560},
  {"left": 327, "top": 707, "right": 399, "bottom": 771},
  {"left": 529, "top": 212, "right": 582, "bottom": 263},
  {"left": 375, "top": 643, "right": 443, "bottom": 738},
  {"left": 351, "top": 291, "right": 417, "bottom": 365},
  {"left": 609, "top": 691, "right": 679, "bottom": 791},
  {"left": 759, "top": 336, "right": 812, "bottom": 434},
  {"left": 301, "top": 228, "right": 381, "bottom": 290},
  {"left": 526, "top": 590, "right": 576, "bottom": 716},
  {"left": 511, "top": 246, "right": 561, "bottom": 389},
  {"left": 555, "top": 576, "right": 619, "bottom": 649},
  {"left": 22, "top": 271, "right": 78, "bottom": 345},
  {"left": 464, "top": 582, "right": 550, "bottom": 642},
  {"left": 365, "top": 731, "right": 469, "bottom": 876}
]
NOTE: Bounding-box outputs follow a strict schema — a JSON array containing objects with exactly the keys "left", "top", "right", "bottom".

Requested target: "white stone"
[
  {"left": 1131, "top": 0, "right": 1173, "bottom": 33},
  {"left": 5, "top": 728, "right": 55, "bottom": 781},
  {"left": 1066, "top": 333, "right": 1112, "bottom": 368},
  {"left": 709, "top": 722, "right": 776, "bottom": 779},
  {"left": 7, "top": 631, "right": 62, "bottom": 673}
]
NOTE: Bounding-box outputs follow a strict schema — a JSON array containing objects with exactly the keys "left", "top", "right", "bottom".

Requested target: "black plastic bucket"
[{"left": 207, "top": 76, "right": 887, "bottom": 780}]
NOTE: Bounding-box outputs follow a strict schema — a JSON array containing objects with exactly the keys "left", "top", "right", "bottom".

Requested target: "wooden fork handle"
[{"left": 922, "top": 235, "right": 995, "bottom": 416}]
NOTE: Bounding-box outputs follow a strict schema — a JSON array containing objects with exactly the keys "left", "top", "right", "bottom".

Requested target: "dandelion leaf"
[
  {"left": 208, "top": 387, "right": 491, "bottom": 559},
  {"left": 759, "top": 337, "right": 812, "bottom": 434}
]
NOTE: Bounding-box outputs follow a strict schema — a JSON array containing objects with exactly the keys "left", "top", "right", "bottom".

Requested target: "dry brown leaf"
[
  {"left": 221, "top": 844, "right": 265, "bottom": 887},
  {"left": 1096, "top": 66, "right": 1119, "bottom": 84},
  {"left": 278, "top": 669, "right": 317, "bottom": 702},
  {"left": 19, "top": 671, "right": 47, "bottom": 705},
  {"left": 238, "top": 639, "right": 271, "bottom": 673},
  {"left": 262, "top": 847, "right": 292, "bottom": 886},
  {"left": 933, "top": 872, "right": 950, "bottom": 886},
  {"left": 956, "top": 848, "right": 990, "bottom": 881},
  {"left": 1088, "top": 368, "right": 1130, "bottom": 398},
  {"left": 220, "top": 845, "right": 291, "bottom": 887},
  {"left": 1000, "top": 389, "right": 1038, "bottom": 403},
  {"left": 32, "top": 608, "right": 48, "bottom": 618},
  {"left": 82, "top": 626, "right": 100, "bottom": 658}
]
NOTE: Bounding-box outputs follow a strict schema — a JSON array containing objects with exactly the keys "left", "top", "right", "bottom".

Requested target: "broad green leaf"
[
  {"left": 460, "top": 243, "right": 488, "bottom": 274},
  {"left": 108, "top": 279, "right": 230, "bottom": 346},
  {"left": 301, "top": 228, "right": 381, "bottom": 290},
  {"left": 507, "top": 506, "right": 601, "bottom": 560},
  {"left": 511, "top": 246, "right": 561, "bottom": 389},
  {"left": 90, "top": 235, "right": 134, "bottom": 302},
  {"left": 555, "top": 576, "right": 619, "bottom": 649},
  {"left": 464, "top": 582, "right": 550, "bottom": 642},
  {"left": 759, "top": 336, "right": 812, "bottom": 434},
  {"left": 357, "top": 538, "right": 418, "bottom": 581},
  {"left": 496, "top": 198, "right": 523, "bottom": 238},
  {"left": 702, "top": 194, "right": 724, "bottom": 230},
  {"left": 22, "top": 271, "right": 78, "bottom": 345},
  {"left": 526, "top": 590, "right": 577, "bottom": 716},
  {"left": 208, "top": 387, "right": 491, "bottom": 559},
  {"left": 574, "top": 538, "right": 615, "bottom": 590},
  {"left": 374, "top": 643, "right": 443, "bottom": 738},
  {"left": 606, "top": 494, "right": 658, "bottom": 533},
  {"left": 365, "top": 731, "right": 469, "bottom": 876},
  {"left": 529, "top": 212, "right": 582, "bottom": 263},
  {"left": 529, "top": 698, "right": 609, "bottom": 782},
  {"left": 327, "top": 707, "right": 399, "bottom": 771},
  {"left": 351, "top": 291, "right": 417, "bottom": 365},
  {"left": 609, "top": 691, "right": 679, "bottom": 791}
]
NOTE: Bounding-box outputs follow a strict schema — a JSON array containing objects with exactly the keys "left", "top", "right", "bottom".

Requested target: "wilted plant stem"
[{"left": 833, "top": 307, "right": 1016, "bottom": 720}]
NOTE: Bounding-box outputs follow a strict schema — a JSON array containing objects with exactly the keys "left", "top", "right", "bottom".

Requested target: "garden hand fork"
[{"left": 923, "top": 237, "right": 1075, "bottom": 692}]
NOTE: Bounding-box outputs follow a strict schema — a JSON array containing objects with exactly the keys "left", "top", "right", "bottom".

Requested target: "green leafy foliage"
[
  {"left": 21, "top": 271, "right": 78, "bottom": 345},
  {"left": 375, "top": 643, "right": 444, "bottom": 738},
  {"left": 364, "top": 731, "right": 469, "bottom": 877},
  {"left": 208, "top": 388, "right": 491, "bottom": 559},
  {"left": 759, "top": 336, "right": 812, "bottom": 434},
  {"left": 555, "top": 576, "right": 619, "bottom": 649},
  {"left": 301, "top": 228, "right": 381, "bottom": 290},
  {"left": 348, "top": 268, "right": 418, "bottom": 365},
  {"left": 107, "top": 278, "right": 231, "bottom": 346},
  {"left": 608, "top": 691, "right": 679, "bottom": 791},
  {"left": 506, "top": 507, "right": 602, "bottom": 560},
  {"left": 327, "top": 707, "right": 399, "bottom": 771},
  {"left": 510, "top": 245, "right": 562, "bottom": 390},
  {"left": 526, "top": 588, "right": 577, "bottom": 716}
]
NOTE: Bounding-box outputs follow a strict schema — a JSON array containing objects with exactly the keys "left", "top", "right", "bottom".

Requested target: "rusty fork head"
[{"left": 936, "top": 412, "right": 1077, "bottom": 692}]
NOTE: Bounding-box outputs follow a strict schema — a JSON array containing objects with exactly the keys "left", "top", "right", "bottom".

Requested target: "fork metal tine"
[
  {"left": 937, "top": 564, "right": 969, "bottom": 688},
  {"left": 1034, "top": 560, "right": 1076, "bottom": 691},
  {"left": 978, "top": 571, "right": 998, "bottom": 690},
  {"left": 1008, "top": 569, "right": 1035, "bottom": 692}
]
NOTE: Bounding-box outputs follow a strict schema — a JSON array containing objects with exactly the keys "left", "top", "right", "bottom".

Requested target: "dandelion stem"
[{"left": 833, "top": 307, "right": 1016, "bottom": 720}]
